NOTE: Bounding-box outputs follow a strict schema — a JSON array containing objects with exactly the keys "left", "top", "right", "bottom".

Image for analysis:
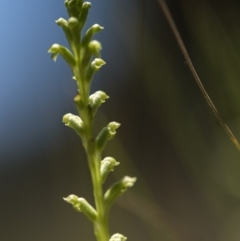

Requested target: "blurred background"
[{"left": 2, "top": 0, "right": 240, "bottom": 240}]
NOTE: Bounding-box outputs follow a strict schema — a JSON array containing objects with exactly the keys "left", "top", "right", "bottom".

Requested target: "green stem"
[
  {"left": 75, "top": 58, "right": 110, "bottom": 241},
  {"left": 88, "top": 151, "right": 109, "bottom": 241}
]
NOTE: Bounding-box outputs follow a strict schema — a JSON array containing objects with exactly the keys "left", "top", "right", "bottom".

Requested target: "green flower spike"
[
  {"left": 101, "top": 157, "right": 120, "bottom": 184},
  {"left": 63, "top": 113, "right": 84, "bottom": 137},
  {"left": 63, "top": 194, "right": 97, "bottom": 222},
  {"left": 104, "top": 176, "right": 137, "bottom": 211},
  {"left": 109, "top": 233, "right": 127, "bottom": 241},
  {"left": 49, "top": 1, "right": 137, "bottom": 240},
  {"left": 96, "top": 122, "right": 121, "bottom": 153}
]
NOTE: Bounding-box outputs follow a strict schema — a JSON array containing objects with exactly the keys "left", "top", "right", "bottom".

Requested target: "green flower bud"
[
  {"left": 68, "top": 17, "right": 80, "bottom": 47},
  {"left": 110, "top": 233, "right": 127, "bottom": 241},
  {"left": 55, "top": 18, "right": 73, "bottom": 48},
  {"left": 64, "top": 0, "right": 80, "bottom": 19},
  {"left": 48, "top": 44, "right": 76, "bottom": 67},
  {"left": 68, "top": 16, "right": 79, "bottom": 28},
  {"left": 63, "top": 194, "right": 97, "bottom": 222},
  {"left": 101, "top": 157, "right": 120, "bottom": 184},
  {"left": 79, "top": 2, "right": 91, "bottom": 30},
  {"left": 62, "top": 113, "right": 84, "bottom": 137},
  {"left": 89, "top": 91, "right": 109, "bottom": 115},
  {"left": 76, "top": 0, "right": 83, "bottom": 12},
  {"left": 88, "top": 40, "right": 102, "bottom": 57},
  {"left": 104, "top": 176, "right": 137, "bottom": 210},
  {"left": 55, "top": 18, "right": 68, "bottom": 27},
  {"left": 96, "top": 122, "right": 120, "bottom": 153},
  {"left": 85, "top": 58, "right": 106, "bottom": 83},
  {"left": 81, "top": 24, "right": 104, "bottom": 48},
  {"left": 81, "top": 41, "right": 103, "bottom": 71},
  {"left": 74, "top": 93, "right": 82, "bottom": 112},
  {"left": 63, "top": 194, "right": 79, "bottom": 206}
]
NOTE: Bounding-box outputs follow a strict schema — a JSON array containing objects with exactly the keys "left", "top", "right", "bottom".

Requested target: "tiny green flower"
[
  {"left": 92, "top": 58, "right": 106, "bottom": 70},
  {"left": 79, "top": 2, "right": 91, "bottom": 30},
  {"left": 96, "top": 122, "right": 121, "bottom": 152},
  {"left": 104, "top": 176, "right": 137, "bottom": 211},
  {"left": 82, "top": 24, "right": 104, "bottom": 48},
  {"left": 64, "top": 0, "right": 81, "bottom": 18},
  {"left": 107, "top": 122, "right": 121, "bottom": 139},
  {"left": 48, "top": 44, "right": 76, "bottom": 67},
  {"left": 62, "top": 113, "right": 84, "bottom": 137},
  {"left": 110, "top": 233, "right": 127, "bottom": 241},
  {"left": 101, "top": 157, "right": 120, "bottom": 184},
  {"left": 89, "top": 90, "right": 109, "bottom": 115},
  {"left": 55, "top": 18, "right": 73, "bottom": 47},
  {"left": 85, "top": 58, "right": 106, "bottom": 83},
  {"left": 63, "top": 194, "right": 97, "bottom": 222}
]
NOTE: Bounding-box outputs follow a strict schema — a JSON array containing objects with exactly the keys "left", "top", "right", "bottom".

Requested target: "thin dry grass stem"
[{"left": 156, "top": 0, "right": 240, "bottom": 151}]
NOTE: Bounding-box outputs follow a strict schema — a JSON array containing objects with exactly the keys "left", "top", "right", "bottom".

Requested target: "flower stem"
[{"left": 74, "top": 62, "right": 109, "bottom": 241}]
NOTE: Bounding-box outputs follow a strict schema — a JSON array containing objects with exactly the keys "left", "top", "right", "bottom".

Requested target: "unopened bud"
[
  {"left": 68, "top": 17, "right": 79, "bottom": 28},
  {"left": 88, "top": 40, "right": 102, "bottom": 57},
  {"left": 64, "top": 0, "right": 80, "bottom": 18},
  {"left": 55, "top": 18, "right": 68, "bottom": 27},
  {"left": 76, "top": 0, "right": 83, "bottom": 12},
  {"left": 55, "top": 19, "right": 72, "bottom": 46},
  {"left": 79, "top": 2, "right": 91, "bottom": 30}
]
